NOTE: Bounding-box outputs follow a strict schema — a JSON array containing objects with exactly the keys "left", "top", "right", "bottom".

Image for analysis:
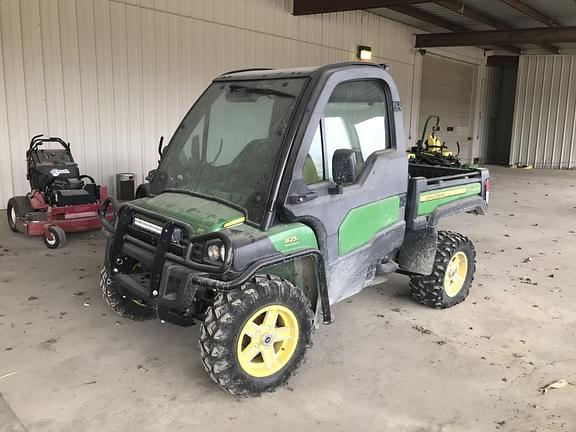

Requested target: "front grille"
[{"left": 127, "top": 213, "right": 190, "bottom": 258}]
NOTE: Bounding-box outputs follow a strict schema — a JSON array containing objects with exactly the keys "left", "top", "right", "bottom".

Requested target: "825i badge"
[{"left": 284, "top": 235, "right": 299, "bottom": 245}]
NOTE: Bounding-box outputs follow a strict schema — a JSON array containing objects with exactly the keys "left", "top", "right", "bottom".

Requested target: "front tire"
[
  {"left": 99, "top": 267, "right": 156, "bottom": 321},
  {"left": 44, "top": 226, "right": 66, "bottom": 249},
  {"left": 199, "top": 275, "right": 314, "bottom": 396},
  {"left": 409, "top": 231, "right": 476, "bottom": 308}
]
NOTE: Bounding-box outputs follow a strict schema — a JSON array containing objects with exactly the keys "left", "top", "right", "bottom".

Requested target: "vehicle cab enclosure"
[{"left": 102, "top": 62, "right": 488, "bottom": 326}]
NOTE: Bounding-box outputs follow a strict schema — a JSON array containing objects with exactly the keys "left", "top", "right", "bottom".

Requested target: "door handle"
[{"left": 288, "top": 191, "right": 318, "bottom": 204}]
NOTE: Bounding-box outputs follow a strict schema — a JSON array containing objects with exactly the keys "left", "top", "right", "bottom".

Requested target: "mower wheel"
[
  {"left": 43, "top": 226, "right": 66, "bottom": 249},
  {"left": 99, "top": 267, "right": 156, "bottom": 321},
  {"left": 409, "top": 231, "right": 476, "bottom": 309},
  {"left": 6, "top": 196, "right": 32, "bottom": 232},
  {"left": 199, "top": 275, "right": 314, "bottom": 396}
]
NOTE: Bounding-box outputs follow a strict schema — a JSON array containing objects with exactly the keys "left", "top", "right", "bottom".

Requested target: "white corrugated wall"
[
  {"left": 510, "top": 55, "right": 576, "bottom": 169},
  {"left": 0, "top": 0, "right": 485, "bottom": 207}
]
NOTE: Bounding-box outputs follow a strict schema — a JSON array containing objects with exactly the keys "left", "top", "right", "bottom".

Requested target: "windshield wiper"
[
  {"left": 161, "top": 188, "right": 248, "bottom": 218},
  {"left": 228, "top": 85, "right": 295, "bottom": 98}
]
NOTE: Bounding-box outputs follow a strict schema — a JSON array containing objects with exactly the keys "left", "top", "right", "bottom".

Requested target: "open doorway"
[
  {"left": 484, "top": 56, "right": 519, "bottom": 165},
  {"left": 419, "top": 54, "right": 476, "bottom": 163}
]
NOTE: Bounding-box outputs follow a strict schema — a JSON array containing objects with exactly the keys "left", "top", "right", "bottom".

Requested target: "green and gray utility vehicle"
[{"left": 99, "top": 62, "right": 490, "bottom": 395}]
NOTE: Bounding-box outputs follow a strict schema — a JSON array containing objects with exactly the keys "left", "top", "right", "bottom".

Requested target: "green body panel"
[
  {"left": 417, "top": 183, "right": 482, "bottom": 216},
  {"left": 229, "top": 221, "right": 318, "bottom": 253},
  {"left": 138, "top": 193, "right": 244, "bottom": 234},
  {"left": 138, "top": 193, "right": 318, "bottom": 253},
  {"left": 265, "top": 223, "right": 319, "bottom": 253},
  {"left": 338, "top": 196, "right": 400, "bottom": 256}
]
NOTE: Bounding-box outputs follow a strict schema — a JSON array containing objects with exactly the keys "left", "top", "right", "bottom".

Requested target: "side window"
[
  {"left": 303, "top": 124, "right": 324, "bottom": 184},
  {"left": 323, "top": 80, "right": 390, "bottom": 181}
]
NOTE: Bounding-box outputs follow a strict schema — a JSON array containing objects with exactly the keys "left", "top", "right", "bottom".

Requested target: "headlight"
[
  {"left": 206, "top": 243, "right": 226, "bottom": 262},
  {"left": 171, "top": 227, "right": 183, "bottom": 243}
]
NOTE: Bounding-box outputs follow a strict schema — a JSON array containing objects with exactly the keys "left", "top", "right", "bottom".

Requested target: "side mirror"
[
  {"left": 145, "top": 169, "right": 157, "bottom": 182},
  {"left": 329, "top": 149, "right": 358, "bottom": 194}
]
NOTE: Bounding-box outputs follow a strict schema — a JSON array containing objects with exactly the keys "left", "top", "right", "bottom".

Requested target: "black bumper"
[
  {"left": 102, "top": 202, "right": 230, "bottom": 321},
  {"left": 101, "top": 200, "right": 333, "bottom": 325}
]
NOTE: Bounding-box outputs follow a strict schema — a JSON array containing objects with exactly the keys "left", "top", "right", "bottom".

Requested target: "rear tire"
[
  {"left": 199, "top": 275, "right": 314, "bottom": 396},
  {"left": 43, "top": 226, "right": 66, "bottom": 249},
  {"left": 99, "top": 267, "right": 156, "bottom": 321},
  {"left": 6, "top": 196, "right": 32, "bottom": 233},
  {"left": 409, "top": 231, "right": 476, "bottom": 309}
]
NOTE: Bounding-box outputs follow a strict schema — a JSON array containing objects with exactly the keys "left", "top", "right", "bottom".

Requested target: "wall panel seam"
[
  {"left": 74, "top": 0, "right": 87, "bottom": 166},
  {"left": 0, "top": 2, "right": 15, "bottom": 197},
  {"left": 107, "top": 0, "right": 117, "bottom": 175},
  {"left": 561, "top": 57, "right": 573, "bottom": 168},
  {"left": 56, "top": 0, "right": 68, "bottom": 137},
  {"left": 16, "top": 0, "right": 31, "bottom": 141}
]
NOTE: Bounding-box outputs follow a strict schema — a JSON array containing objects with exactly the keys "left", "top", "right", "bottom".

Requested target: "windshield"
[{"left": 151, "top": 78, "right": 307, "bottom": 224}]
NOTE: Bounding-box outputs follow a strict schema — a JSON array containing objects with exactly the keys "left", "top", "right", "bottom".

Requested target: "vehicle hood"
[{"left": 137, "top": 192, "right": 245, "bottom": 234}]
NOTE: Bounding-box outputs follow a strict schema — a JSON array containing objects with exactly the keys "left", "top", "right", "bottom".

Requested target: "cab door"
[{"left": 282, "top": 72, "right": 408, "bottom": 304}]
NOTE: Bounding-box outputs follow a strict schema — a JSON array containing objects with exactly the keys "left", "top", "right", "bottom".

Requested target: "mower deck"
[{"left": 15, "top": 202, "right": 113, "bottom": 237}]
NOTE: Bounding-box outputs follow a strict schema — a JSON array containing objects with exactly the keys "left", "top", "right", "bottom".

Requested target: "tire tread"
[
  {"left": 99, "top": 267, "right": 156, "bottom": 321},
  {"left": 199, "top": 275, "right": 313, "bottom": 396},
  {"left": 409, "top": 231, "right": 476, "bottom": 309}
]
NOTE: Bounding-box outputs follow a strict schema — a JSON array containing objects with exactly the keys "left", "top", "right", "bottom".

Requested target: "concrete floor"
[{"left": 1, "top": 166, "right": 575, "bottom": 432}]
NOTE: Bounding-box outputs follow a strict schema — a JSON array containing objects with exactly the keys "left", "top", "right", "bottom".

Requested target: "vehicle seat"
[
  {"left": 303, "top": 155, "right": 320, "bottom": 184},
  {"left": 230, "top": 139, "right": 276, "bottom": 176}
]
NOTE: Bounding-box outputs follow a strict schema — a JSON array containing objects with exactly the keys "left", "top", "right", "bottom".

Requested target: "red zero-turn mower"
[{"left": 6, "top": 135, "right": 113, "bottom": 249}]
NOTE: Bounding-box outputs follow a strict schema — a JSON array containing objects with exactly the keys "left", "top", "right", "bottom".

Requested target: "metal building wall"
[
  {"left": 510, "top": 55, "right": 576, "bottom": 169},
  {"left": 0, "top": 0, "right": 485, "bottom": 207}
]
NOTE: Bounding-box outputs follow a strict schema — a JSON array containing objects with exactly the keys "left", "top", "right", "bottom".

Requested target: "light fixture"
[{"left": 357, "top": 45, "right": 372, "bottom": 61}]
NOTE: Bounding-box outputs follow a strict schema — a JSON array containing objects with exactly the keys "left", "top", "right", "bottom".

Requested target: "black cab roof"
[{"left": 215, "top": 62, "right": 389, "bottom": 82}]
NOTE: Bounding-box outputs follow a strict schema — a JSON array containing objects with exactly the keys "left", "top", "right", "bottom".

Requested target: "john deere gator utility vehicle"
[{"left": 99, "top": 62, "right": 489, "bottom": 396}]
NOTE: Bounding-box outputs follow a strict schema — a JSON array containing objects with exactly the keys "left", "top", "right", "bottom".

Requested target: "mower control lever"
[{"left": 99, "top": 197, "right": 118, "bottom": 233}]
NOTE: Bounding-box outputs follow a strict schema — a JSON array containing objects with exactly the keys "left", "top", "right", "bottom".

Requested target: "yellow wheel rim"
[
  {"left": 444, "top": 251, "right": 468, "bottom": 297},
  {"left": 236, "top": 305, "right": 299, "bottom": 378}
]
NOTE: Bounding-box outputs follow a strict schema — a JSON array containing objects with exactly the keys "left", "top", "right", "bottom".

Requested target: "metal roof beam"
[
  {"left": 293, "top": 0, "right": 432, "bottom": 16},
  {"left": 498, "top": 0, "right": 561, "bottom": 27},
  {"left": 437, "top": 1, "right": 509, "bottom": 29},
  {"left": 436, "top": 0, "right": 556, "bottom": 53},
  {"left": 388, "top": 4, "right": 467, "bottom": 32},
  {"left": 388, "top": 4, "right": 521, "bottom": 54},
  {"left": 416, "top": 26, "right": 576, "bottom": 48}
]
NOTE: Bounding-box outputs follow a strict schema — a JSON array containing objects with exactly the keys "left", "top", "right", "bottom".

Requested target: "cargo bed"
[{"left": 406, "top": 163, "right": 489, "bottom": 230}]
